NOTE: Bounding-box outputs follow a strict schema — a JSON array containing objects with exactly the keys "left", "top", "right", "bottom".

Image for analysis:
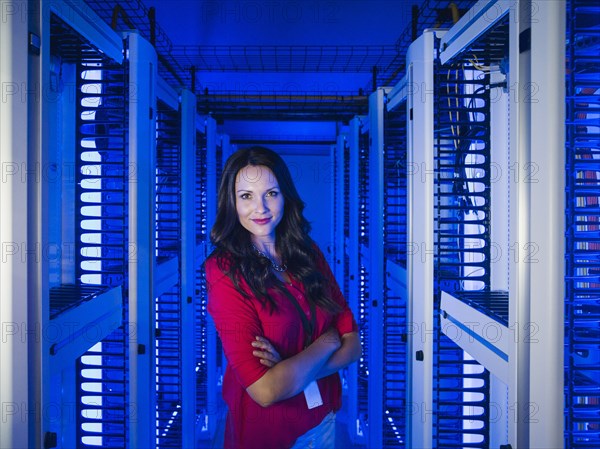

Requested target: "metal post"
[
  {"left": 127, "top": 31, "right": 157, "bottom": 449},
  {"left": 180, "top": 89, "right": 197, "bottom": 448},
  {"left": 346, "top": 116, "right": 363, "bottom": 444},
  {"left": 368, "top": 88, "right": 386, "bottom": 449},
  {"left": 528, "top": 1, "right": 565, "bottom": 446},
  {"left": 0, "top": 2, "right": 33, "bottom": 447},
  {"left": 406, "top": 30, "right": 436, "bottom": 449}
]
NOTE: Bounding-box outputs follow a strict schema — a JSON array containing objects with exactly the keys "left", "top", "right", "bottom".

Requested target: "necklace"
[{"left": 252, "top": 245, "right": 288, "bottom": 272}]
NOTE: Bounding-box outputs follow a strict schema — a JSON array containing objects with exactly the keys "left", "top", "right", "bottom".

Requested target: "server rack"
[
  {"left": 43, "top": 3, "right": 129, "bottom": 448},
  {"left": 344, "top": 115, "right": 370, "bottom": 446},
  {"left": 193, "top": 115, "right": 236, "bottom": 446},
  {"left": 434, "top": 28, "right": 495, "bottom": 449},
  {"left": 41, "top": 10, "right": 220, "bottom": 444},
  {"left": 194, "top": 120, "right": 214, "bottom": 441},
  {"left": 214, "top": 129, "right": 234, "bottom": 395},
  {"left": 332, "top": 134, "right": 348, "bottom": 289},
  {"left": 404, "top": 5, "right": 511, "bottom": 448},
  {"left": 342, "top": 135, "right": 351, "bottom": 303},
  {"left": 344, "top": 87, "right": 410, "bottom": 448},
  {"left": 382, "top": 79, "right": 410, "bottom": 448},
  {"left": 72, "top": 33, "right": 129, "bottom": 449},
  {"left": 195, "top": 114, "right": 222, "bottom": 444},
  {"left": 154, "top": 80, "right": 184, "bottom": 449},
  {"left": 352, "top": 87, "right": 408, "bottom": 449},
  {"left": 407, "top": 5, "right": 506, "bottom": 447},
  {"left": 24, "top": 3, "right": 207, "bottom": 448},
  {"left": 125, "top": 30, "right": 223, "bottom": 449},
  {"left": 403, "top": 0, "right": 566, "bottom": 447},
  {"left": 127, "top": 33, "right": 209, "bottom": 447},
  {"left": 434, "top": 3, "right": 514, "bottom": 447},
  {"left": 565, "top": 0, "right": 600, "bottom": 447},
  {"left": 366, "top": 88, "right": 387, "bottom": 449},
  {"left": 331, "top": 129, "right": 358, "bottom": 424}
]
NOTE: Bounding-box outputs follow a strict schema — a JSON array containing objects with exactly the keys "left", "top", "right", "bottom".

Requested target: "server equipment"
[{"left": 565, "top": 1, "right": 600, "bottom": 447}]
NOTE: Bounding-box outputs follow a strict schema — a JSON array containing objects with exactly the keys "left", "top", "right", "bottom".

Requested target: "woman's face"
[{"left": 235, "top": 164, "right": 284, "bottom": 244}]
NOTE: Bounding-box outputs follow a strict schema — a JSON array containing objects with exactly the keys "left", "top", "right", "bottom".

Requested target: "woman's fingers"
[
  {"left": 252, "top": 336, "right": 282, "bottom": 364},
  {"left": 252, "top": 349, "right": 278, "bottom": 362},
  {"left": 252, "top": 336, "right": 276, "bottom": 352},
  {"left": 259, "top": 358, "right": 275, "bottom": 367},
  {"left": 254, "top": 336, "right": 276, "bottom": 350}
]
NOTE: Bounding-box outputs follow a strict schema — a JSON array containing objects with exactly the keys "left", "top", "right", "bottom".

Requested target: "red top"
[{"left": 206, "top": 248, "right": 358, "bottom": 449}]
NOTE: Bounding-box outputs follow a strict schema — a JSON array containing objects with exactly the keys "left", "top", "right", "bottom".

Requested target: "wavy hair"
[{"left": 209, "top": 146, "right": 341, "bottom": 314}]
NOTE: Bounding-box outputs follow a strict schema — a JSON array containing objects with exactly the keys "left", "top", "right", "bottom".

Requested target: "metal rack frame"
[
  {"left": 402, "top": 1, "right": 566, "bottom": 447},
  {"left": 45, "top": 4, "right": 130, "bottom": 448}
]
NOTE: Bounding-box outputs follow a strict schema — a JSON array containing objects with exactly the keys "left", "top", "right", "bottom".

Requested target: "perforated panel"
[
  {"left": 357, "top": 128, "right": 371, "bottom": 438},
  {"left": 382, "top": 106, "right": 408, "bottom": 447}
]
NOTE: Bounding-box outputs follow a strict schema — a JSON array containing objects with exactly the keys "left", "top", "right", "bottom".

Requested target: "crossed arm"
[
  {"left": 206, "top": 254, "right": 361, "bottom": 409},
  {"left": 246, "top": 330, "right": 362, "bottom": 408}
]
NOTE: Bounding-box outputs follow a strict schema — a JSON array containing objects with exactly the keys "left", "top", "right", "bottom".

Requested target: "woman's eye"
[
  {"left": 267, "top": 191, "right": 278, "bottom": 197},
  {"left": 240, "top": 193, "right": 251, "bottom": 200}
]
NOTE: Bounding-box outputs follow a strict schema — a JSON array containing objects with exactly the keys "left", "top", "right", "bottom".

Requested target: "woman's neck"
[{"left": 251, "top": 238, "right": 277, "bottom": 258}]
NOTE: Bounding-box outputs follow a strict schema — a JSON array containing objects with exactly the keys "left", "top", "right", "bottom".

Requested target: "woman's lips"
[{"left": 251, "top": 218, "right": 272, "bottom": 225}]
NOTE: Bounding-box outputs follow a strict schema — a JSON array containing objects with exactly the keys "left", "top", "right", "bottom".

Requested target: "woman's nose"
[{"left": 254, "top": 197, "right": 269, "bottom": 213}]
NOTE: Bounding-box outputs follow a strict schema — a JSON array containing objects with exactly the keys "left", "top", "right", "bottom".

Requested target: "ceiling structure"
[{"left": 84, "top": 0, "right": 474, "bottom": 141}]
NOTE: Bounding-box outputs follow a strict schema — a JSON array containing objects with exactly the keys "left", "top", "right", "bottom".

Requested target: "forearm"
[
  {"left": 247, "top": 333, "right": 339, "bottom": 407},
  {"left": 315, "top": 332, "right": 361, "bottom": 380},
  {"left": 267, "top": 342, "right": 332, "bottom": 399}
]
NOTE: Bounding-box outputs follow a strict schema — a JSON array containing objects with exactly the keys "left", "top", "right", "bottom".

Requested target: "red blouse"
[{"left": 205, "top": 248, "right": 358, "bottom": 449}]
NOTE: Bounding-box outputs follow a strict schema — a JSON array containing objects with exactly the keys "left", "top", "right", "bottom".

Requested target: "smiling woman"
[{"left": 205, "top": 146, "right": 361, "bottom": 449}]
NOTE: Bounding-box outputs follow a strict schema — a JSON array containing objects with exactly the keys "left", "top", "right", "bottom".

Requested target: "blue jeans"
[{"left": 290, "top": 412, "right": 336, "bottom": 449}]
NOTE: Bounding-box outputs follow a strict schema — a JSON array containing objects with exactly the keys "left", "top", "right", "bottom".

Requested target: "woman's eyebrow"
[{"left": 236, "top": 185, "right": 279, "bottom": 193}]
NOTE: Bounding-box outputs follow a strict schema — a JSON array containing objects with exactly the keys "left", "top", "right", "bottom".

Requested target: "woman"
[{"left": 205, "top": 146, "right": 361, "bottom": 449}]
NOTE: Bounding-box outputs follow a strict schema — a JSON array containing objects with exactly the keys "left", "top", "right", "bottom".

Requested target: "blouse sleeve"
[
  {"left": 205, "top": 257, "right": 269, "bottom": 389},
  {"left": 315, "top": 247, "right": 359, "bottom": 337}
]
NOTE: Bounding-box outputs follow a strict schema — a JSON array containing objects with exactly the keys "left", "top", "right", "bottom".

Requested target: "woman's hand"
[
  {"left": 246, "top": 328, "right": 341, "bottom": 406},
  {"left": 252, "top": 336, "right": 282, "bottom": 367}
]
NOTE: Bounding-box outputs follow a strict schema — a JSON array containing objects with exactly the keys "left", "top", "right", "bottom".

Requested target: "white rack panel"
[
  {"left": 50, "top": 287, "right": 123, "bottom": 365},
  {"left": 440, "top": 291, "right": 509, "bottom": 384},
  {"left": 439, "top": 0, "right": 511, "bottom": 65}
]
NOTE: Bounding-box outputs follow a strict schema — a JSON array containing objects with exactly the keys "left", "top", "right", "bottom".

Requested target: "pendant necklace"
[{"left": 252, "top": 245, "right": 288, "bottom": 272}]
